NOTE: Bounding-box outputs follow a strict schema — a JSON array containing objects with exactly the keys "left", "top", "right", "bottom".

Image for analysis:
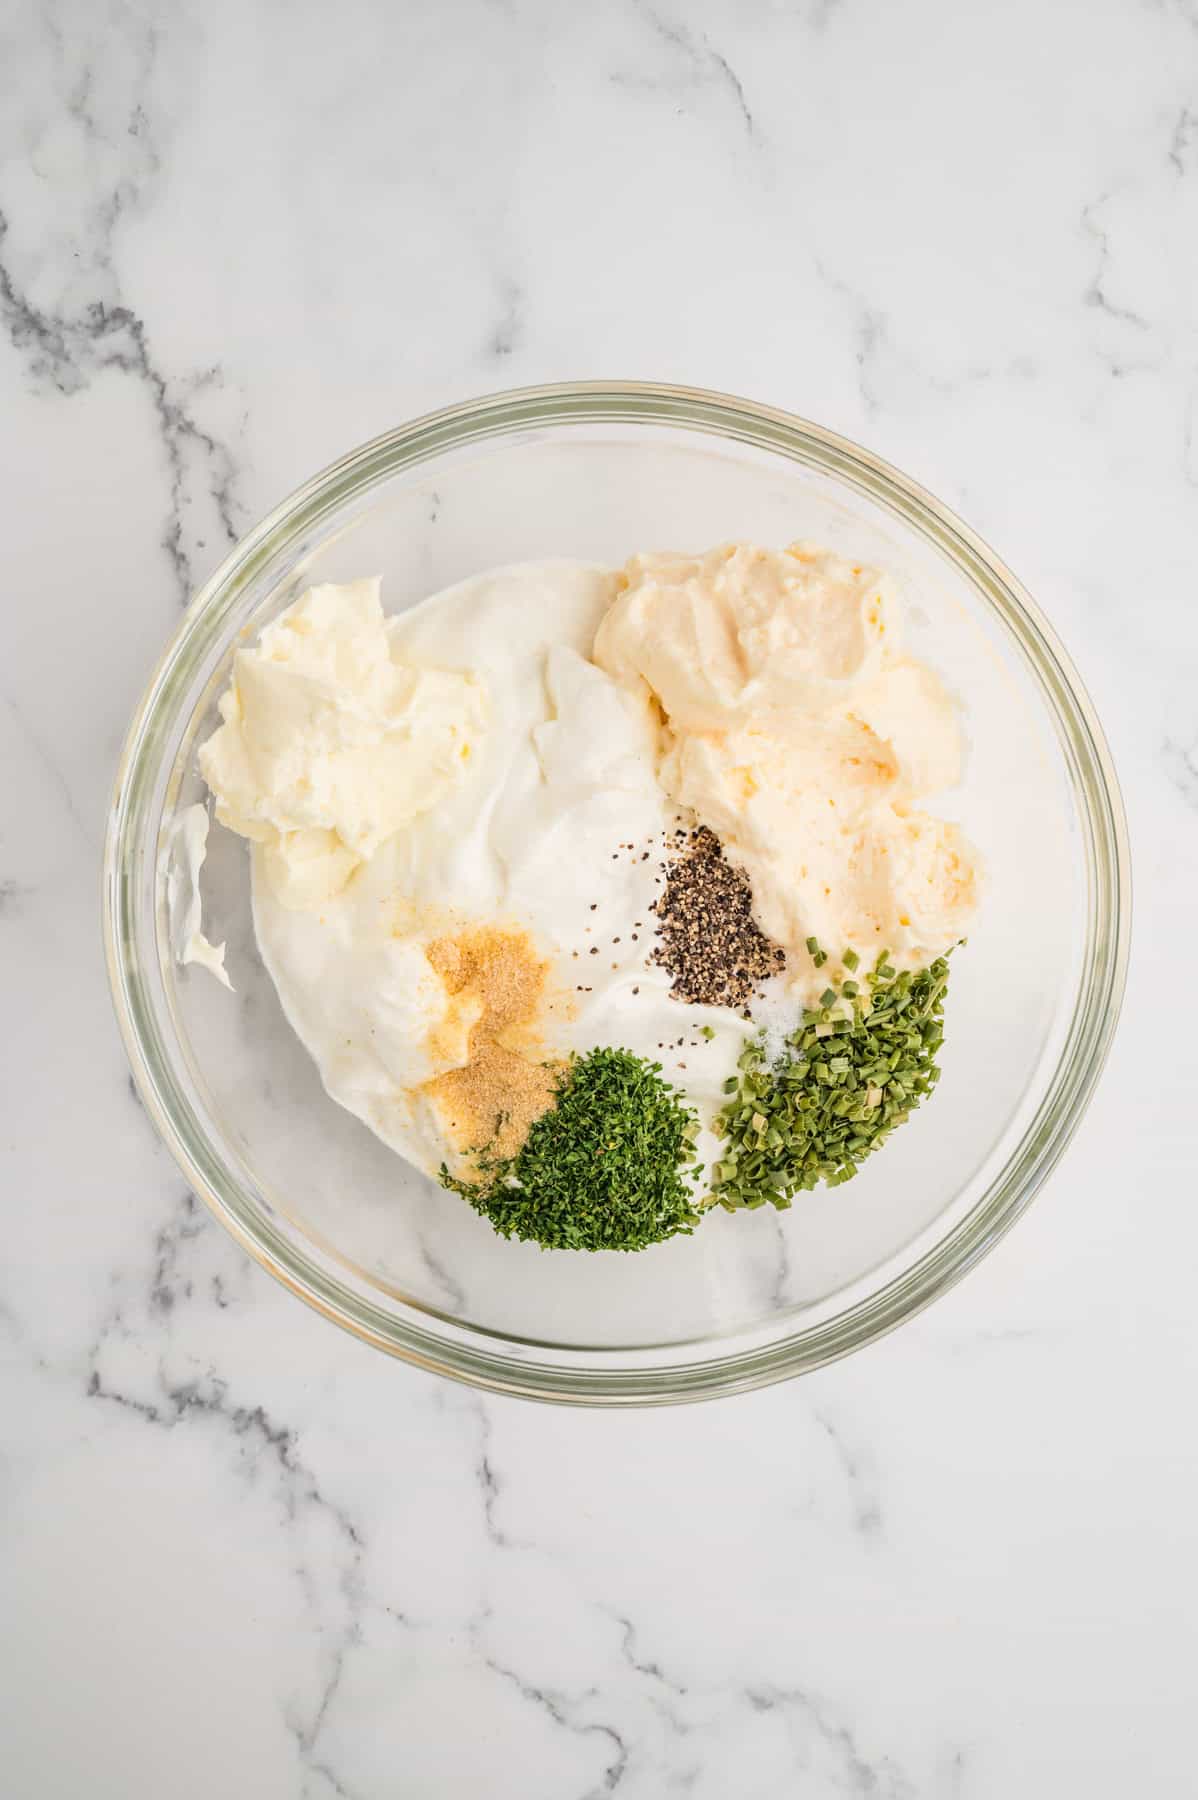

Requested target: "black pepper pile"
[{"left": 652, "top": 826, "right": 785, "bottom": 1009}]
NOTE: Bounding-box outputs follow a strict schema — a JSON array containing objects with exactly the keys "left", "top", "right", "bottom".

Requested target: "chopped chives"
[{"left": 712, "top": 953, "right": 954, "bottom": 1212}]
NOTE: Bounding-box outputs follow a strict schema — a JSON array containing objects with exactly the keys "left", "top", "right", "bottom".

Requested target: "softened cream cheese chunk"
[
  {"left": 199, "top": 577, "right": 487, "bottom": 910},
  {"left": 593, "top": 542, "right": 979, "bottom": 996}
]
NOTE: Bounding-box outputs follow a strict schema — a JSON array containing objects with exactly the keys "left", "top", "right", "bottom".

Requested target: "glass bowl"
[{"left": 103, "top": 382, "right": 1129, "bottom": 1404}]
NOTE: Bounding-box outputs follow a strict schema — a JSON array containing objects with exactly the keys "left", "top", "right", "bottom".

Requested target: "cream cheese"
[{"left": 198, "top": 577, "right": 487, "bottom": 910}]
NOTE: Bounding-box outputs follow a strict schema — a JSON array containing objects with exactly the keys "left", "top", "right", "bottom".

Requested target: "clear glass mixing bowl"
[{"left": 103, "top": 383, "right": 1129, "bottom": 1403}]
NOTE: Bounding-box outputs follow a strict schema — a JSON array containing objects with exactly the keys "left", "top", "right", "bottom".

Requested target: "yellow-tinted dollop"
[
  {"left": 593, "top": 543, "right": 979, "bottom": 997},
  {"left": 423, "top": 925, "right": 562, "bottom": 1168}
]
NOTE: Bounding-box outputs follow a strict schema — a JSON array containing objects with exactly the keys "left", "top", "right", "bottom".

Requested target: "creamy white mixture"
[
  {"left": 164, "top": 804, "right": 231, "bottom": 989},
  {"left": 192, "top": 547, "right": 980, "bottom": 1186}
]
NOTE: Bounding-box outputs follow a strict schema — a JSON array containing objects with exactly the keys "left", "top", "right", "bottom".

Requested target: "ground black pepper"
[{"left": 652, "top": 826, "right": 785, "bottom": 1008}]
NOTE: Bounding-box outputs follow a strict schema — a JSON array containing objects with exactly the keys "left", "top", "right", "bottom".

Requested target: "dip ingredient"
[
  {"left": 440, "top": 1046, "right": 702, "bottom": 1251},
  {"left": 652, "top": 826, "right": 785, "bottom": 1010},
  {"left": 424, "top": 925, "right": 561, "bottom": 1165},
  {"left": 713, "top": 948, "right": 951, "bottom": 1210},
  {"left": 199, "top": 577, "right": 487, "bottom": 909}
]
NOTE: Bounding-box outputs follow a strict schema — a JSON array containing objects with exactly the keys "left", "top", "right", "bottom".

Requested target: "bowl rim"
[{"left": 103, "top": 379, "right": 1131, "bottom": 1405}]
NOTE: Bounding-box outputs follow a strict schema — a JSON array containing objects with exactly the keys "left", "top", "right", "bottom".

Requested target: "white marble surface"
[{"left": 1, "top": 0, "right": 1195, "bottom": 1793}]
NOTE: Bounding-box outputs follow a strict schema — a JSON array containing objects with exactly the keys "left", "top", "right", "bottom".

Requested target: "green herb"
[
  {"left": 439, "top": 1046, "right": 703, "bottom": 1252},
  {"left": 712, "top": 951, "right": 952, "bottom": 1212}
]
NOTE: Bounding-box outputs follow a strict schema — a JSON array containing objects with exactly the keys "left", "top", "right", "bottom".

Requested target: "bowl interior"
[{"left": 135, "top": 414, "right": 1089, "bottom": 1358}]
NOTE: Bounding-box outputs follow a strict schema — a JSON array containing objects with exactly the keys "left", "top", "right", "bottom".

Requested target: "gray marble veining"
[{"left": 2, "top": 0, "right": 1196, "bottom": 1794}]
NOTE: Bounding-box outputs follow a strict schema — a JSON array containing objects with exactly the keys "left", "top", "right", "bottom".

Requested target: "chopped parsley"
[{"left": 440, "top": 1046, "right": 703, "bottom": 1252}]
